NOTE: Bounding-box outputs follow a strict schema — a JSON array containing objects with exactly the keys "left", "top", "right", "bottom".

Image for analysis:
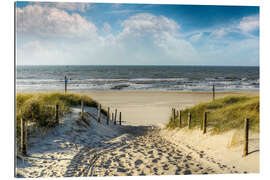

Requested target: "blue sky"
[{"left": 16, "top": 2, "right": 259, "bottom": 66}]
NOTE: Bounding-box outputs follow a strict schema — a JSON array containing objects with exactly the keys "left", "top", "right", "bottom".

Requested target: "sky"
[{"left": 16, "top": 1, "right": 259, "bottom": 66}]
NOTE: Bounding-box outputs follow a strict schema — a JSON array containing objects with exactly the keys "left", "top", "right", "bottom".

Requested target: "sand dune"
[
  {"left": 16, "top": 107, "right": 233, "bottom": 177},
  {"left": 16, "top": 91, "right": 259, "bottom": 177}
]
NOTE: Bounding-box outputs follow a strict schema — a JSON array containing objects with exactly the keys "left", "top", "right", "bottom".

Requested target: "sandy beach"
[
  {"left": 82, "top": 90, "right": 259, "bottom": 127},
  {"left": 16, "top": 90, "right": 259, "bottom": 177}
]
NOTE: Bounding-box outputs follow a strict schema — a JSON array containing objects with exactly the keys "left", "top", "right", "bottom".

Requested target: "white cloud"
[
  {"left": 17, "top": 12, "right": 199, "bottom": 65},
  {"left": 239, "top": 15, "right": 259, "bottom": 32},
  {"left": 210, "top": 29, "right": 227, "bottom": 39},
  {"left": 190, "top": 32, "right": 203, "bottom": 42},
  {"left": 120, "top": 13, "right": 179, "bottom": 36},
  {"left": 115, "top": 13, "right": 198, "bottom": 63},
  {"left": 33, "top": 2, "right": 91, "bottom": 13},
  {"left": 200, "top": 38, "right": 259, "bottom": 66},
  {"left": 102, "top": 22, "right": 112, "bottom": 33},
  {"left": 16, "top": 4, "right": 97, "bottom": 38}
]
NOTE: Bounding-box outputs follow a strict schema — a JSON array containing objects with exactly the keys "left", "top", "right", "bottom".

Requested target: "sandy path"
[
  {"left": 16, "top": 106, "right": 235, "bottom": 178},
  {"left": 16, "top": 91, "right": 259, "bottom": 177},
  {"left": 68, "top": 129, "right": 235, "bottom": 177}
]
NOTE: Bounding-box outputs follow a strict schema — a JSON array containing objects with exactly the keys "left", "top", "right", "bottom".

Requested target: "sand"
[
  {"left": 82, "top": 90, "right": 258, "bottom": 127},
  {"left": 16, "top": 90, "right": 259, "bottom": 177}
]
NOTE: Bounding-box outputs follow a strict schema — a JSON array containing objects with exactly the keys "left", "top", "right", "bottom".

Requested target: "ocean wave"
[{"left": 16, "top": 77, "right": 259, "bottom": 91}]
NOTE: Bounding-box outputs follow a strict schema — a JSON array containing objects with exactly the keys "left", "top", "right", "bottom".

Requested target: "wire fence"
[{"left": 18, "top": 101, "right": 124, "bottom": 157}]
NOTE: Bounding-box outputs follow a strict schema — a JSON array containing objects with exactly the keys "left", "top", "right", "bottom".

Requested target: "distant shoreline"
[{"left": 16, "top": 89, "right": 259, "bottom": 94}]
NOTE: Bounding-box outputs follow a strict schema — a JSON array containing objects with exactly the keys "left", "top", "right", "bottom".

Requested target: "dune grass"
[
  {"left": 166, "top": 95, "right": 259, "bottom": 134},
  {"left": 16, "top": 92, "right": 108, "bottom": 149}
]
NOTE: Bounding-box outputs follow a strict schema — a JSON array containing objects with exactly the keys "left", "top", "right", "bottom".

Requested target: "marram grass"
[
  {"left": 16, "top": 92, "right": 108, "bottom": 149},
  {"left": 166, "top": 95, "right": 259, "bottom": 134}
]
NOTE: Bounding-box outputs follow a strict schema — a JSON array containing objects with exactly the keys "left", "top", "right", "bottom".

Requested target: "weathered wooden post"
[
  {"left": 55, "top": 104, "right": 59, "bottom": 124},
  {"left": 107, "top": 107, "right": 110, "bottom": 125},
  {"left": 81, "top": 100, "right": 84, "bottom": 119},
  {"left": 176, "top": 110, "right": 179, "bottom": 117},
  {"left": 203, "top": 112, "right": 207, "bottom": 134},
  {"left": 188, "top": 112, "right": 191, "bottom": 129},
  {"left": 173, "top": 108, "right": 176, "bottom": 120},
  {"left": 98, "top": 104, "right": 101, "bottom": 123},
  {"left": 119, "top": 112, "right": 122, "bottom": 125},
  {"left": 243, "top": 118, "right": 249, "bottom": 157},
  {"left": 64, "top": 76, "right": 68, "bottom": 93},
  {"left": 111, "top": 112, "right": 114, "bottom": 121},
  {"left": 179, "top": 110, "right": 182, "bottom": 127},
  {"left": 212, "top": 84, "right": 215, "bottom": 101},
  {"left": 114, "top": 109, "right": 117, "bottom": 122},
  {"left": 21, "top": 118, "right": 27, "bottom": 156},
  {"left": 114, "top": 113, "right": 116, "bottom": 125}
]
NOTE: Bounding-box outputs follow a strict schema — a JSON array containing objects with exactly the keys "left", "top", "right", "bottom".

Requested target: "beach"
[
  {"left": 82, "top": 90, "right": 259, "bottom": 127},
  {"left": 83, "top": 90, "right": 260, "bottom": 173},
  {"left": 16, "top": 90, "right": 259, "bottom": 177},
  {"left": 14, "top": 2, "right": 260, "bottom": 177}
]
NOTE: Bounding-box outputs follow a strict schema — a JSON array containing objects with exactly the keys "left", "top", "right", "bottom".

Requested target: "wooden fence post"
[
  {"left": 212, "top": 84, "right": 215, "bottom": 101},
  {"left": 114, "top": 112, "right": 116, "bottom": 125},
  {"left": 112, "top": 112, "right": 114, "bottom": 121},
  {"left": 119, "top": 112, "right": 122, "bottom": 125},
  {"left": 188, "top": 112, "right": 191, "bottom": 129},
  {"left": 179, "top": 110, "right": 182, "bottom": 127},
  {"left": 243, "top": 118, "right": 249, "bottom": 157},
  {"left": 98, "top": 104, "right": 101, "bottom": 123},
  {"left": 56, "top": 104, "right": 59, "bottom": 124},
  {"left": 203, "top": 112, "right": 207, "bottom": 134},
  {"left": 21, "top": 118, "right": 27, "bottom": 156},
  {"left": 173, "top": 108, "right": 176, "bottom": 120},
  {"left": 64, "top": 76, "right": 68, "bottom": 93},
  {"left": 81, "top": 100, "right": 84, "bottom": 119},
  {"left": 107, "top": 107, "right": 110, "bottom": 125},
  {"left": 114, "top": 109, "right": 117, "bottom": 122}
]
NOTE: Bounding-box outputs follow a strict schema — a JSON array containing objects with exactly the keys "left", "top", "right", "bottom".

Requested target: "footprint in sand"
[
  {"left": 152, "top": 158, "right": 159, "bottom": 163},
  {"left": 183, "top": 169, "right": 192, "bottom": 175},
  {"left": 134, "top": 159, "right": 143, "bottom": 166}
]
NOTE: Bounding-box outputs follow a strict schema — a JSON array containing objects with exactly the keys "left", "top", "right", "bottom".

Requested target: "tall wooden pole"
[
  {"left": 114, "top": 109, "right": 117, "bottom": 122},
  {"left": 179, "top": 110, "right": 182, "bottom": 127},
  {"left": 64, "top": 76, "right": 68, "bottom": 93},
  {"left": 203, "top": 112, "right": 207, "bottom": 134},
  {"left": 119, "top": 112, "right": 122, "bottom": 125},
  {"left": 21, "top": 118, "right": 27, "bottom": 156},
  {"left": 81, "top": 100, "right": 84, "bottom": 120},
  {"left": 107, "top": 107, "right": 110, "bottom": 125},
  {"left": 98, "top": 104, "right": 101, "bottom": 123},
  {"left": 188, "top": 112, "right": 191, "bottom": 129},
  {"left": 56, "top": 104, "right": 59, "bottom": 124},
  {"left": 212, "top": 84, "right": 215, "bottom": 101},
  {"left": 243, "top": 118, "right": 249, "bottom": 157},
  {"left": 114, "top": 112, "right": 116, "bottom": 125}
]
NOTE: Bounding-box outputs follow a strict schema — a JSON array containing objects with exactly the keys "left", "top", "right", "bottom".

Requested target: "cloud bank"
[{"left": 16, "top": 3, "right": 259, "bottom": 66}]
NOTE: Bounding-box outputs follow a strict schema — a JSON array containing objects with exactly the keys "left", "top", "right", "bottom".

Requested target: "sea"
[{"left": 16, "top": 65, "right": 259, "bottom": 92}]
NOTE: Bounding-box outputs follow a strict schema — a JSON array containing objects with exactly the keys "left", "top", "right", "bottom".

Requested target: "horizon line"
[{"left": 16, "top": 64, "right": 259, "bottom": 67}]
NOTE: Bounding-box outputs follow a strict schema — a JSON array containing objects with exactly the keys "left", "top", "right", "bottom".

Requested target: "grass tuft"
[
  {"left": 166, "top": 95, "right": 259, "bottom": 134},
  {"left": 16, "top": 91, "right": 108, "bottom": 150}
]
